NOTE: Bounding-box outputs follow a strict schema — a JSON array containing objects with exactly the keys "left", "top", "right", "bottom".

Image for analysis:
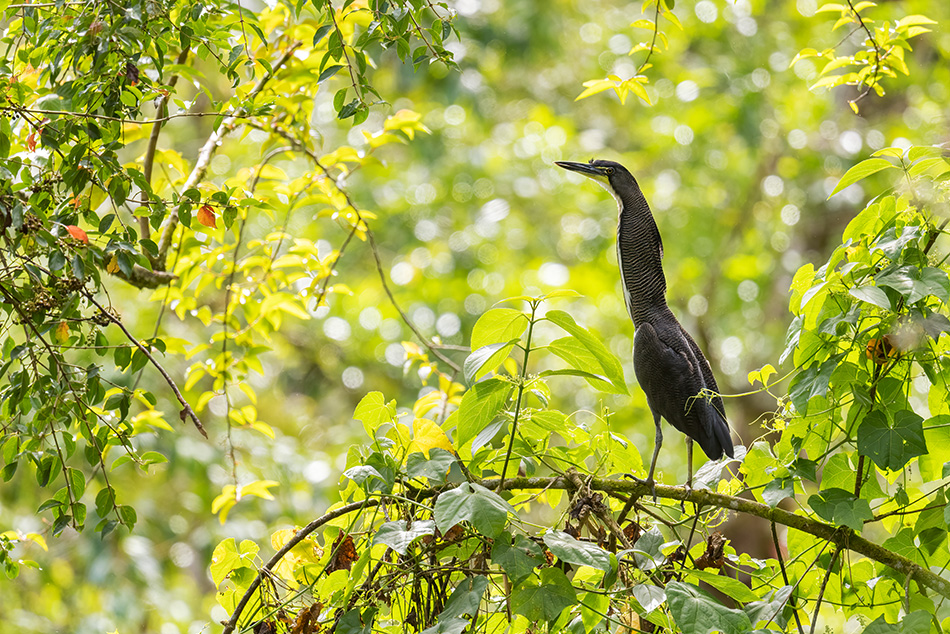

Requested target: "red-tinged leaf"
[
  {"left": 26, "top": 132, "right": 37, "bottom": 152},
  {"left": 66, "top": 225, "right": 88, "bottom": 244},
  {"left": 197, "top": 205, "right": 216, "bottom": 228}
]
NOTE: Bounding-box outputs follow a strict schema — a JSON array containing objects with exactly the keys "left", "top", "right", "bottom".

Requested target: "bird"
[{"left": 555, "top": 158, "right": 734, "bottom": 494}]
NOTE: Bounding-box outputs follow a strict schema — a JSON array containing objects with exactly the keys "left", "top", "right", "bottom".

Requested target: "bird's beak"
[{"left": 555, "top": 161, "right": 607, "bottom": 182}]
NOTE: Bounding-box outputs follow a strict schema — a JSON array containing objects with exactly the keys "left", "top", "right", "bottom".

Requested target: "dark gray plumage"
[{"left": 555, "top": 158, "right": 734, "bottom": 490}]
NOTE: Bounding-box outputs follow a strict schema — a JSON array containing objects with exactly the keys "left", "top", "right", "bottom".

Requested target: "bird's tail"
[{"left": 698, "top": 401, "right": 734, "bottom": 460}]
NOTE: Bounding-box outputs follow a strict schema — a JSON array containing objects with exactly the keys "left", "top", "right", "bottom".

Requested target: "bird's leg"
[
  {"left": 686, "top": 437, "right": 693, "bottom": 491},
  {"left": 644, "top": 414, "right": 662, "bottom": 501},
  {"left": 681, "top": 437, "right": 694, "bottom": 513},
  {"left": 624, "top": 414, "right": 662, "bottom": 502}
]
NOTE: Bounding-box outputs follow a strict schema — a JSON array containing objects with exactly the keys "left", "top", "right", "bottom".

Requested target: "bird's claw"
[
  {"left": 624, "top": 474, "right": 657, "bottom": 501},
  {"left": 680, "top": 482, "right": 692, "bottom": 512}
]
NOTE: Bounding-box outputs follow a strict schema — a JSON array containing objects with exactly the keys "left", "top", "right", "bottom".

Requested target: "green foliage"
[{"left": 2, "top": 0, "right": 950, "bottom": 632}]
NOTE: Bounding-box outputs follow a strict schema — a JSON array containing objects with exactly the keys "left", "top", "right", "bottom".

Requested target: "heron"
[{"left": 555, "top": 159, "right": 734, "bottom": 494}]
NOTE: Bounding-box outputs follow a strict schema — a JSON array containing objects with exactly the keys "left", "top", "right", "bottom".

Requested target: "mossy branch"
[{"left": 221, "top": 475, "right": 950, "bottom": 633}]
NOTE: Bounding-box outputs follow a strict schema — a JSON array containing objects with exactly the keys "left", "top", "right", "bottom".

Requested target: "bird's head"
[{"left": 554, "top": 159, "right": 637, "bottom": 204}]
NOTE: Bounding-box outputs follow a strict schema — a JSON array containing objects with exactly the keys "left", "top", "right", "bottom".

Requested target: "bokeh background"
[{"left": 3, "top": 0, "right": 949, "bottom": 631}]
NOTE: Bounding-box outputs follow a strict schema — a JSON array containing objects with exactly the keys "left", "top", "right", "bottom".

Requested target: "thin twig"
[
  {"left": 845, "top": 0, "right": 883, "bottom": 108},
  {"left": 771, "top": 520, "right": 806, "bottom": 634},
  {"left": 155, "top": 43, "right": 301, "bottom": 267},
  {"left": 0, "top": 105, "right": 250, "bottom": 125},
  {"left": 140, "top": 48, "right": 191, "bottom": 244},
  {"left": 810, "top": 545, "right": 842, "bottom": 634},
  {"left": 366, "top": 228, "right": 461, "bottom": 373},
  {"left": 80, "top": 291, "right": 207, "bottom": 437}
]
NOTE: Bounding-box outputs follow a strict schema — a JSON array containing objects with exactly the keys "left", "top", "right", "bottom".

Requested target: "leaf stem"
[{"left": 498, "top": 301, "right": 538, "bottom": 491}]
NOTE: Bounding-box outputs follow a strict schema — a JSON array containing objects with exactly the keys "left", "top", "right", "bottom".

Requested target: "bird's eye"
[{"left": 605, "top": 167, "right": 614, "bottom": 175}]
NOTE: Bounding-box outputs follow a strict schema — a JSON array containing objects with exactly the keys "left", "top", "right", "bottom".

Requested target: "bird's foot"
[
  {"left": 624, "top": 474, "right": 657, "bottom": 501},
  {"left": 680, "top": 482, "right": 692, "bottom": 513}
]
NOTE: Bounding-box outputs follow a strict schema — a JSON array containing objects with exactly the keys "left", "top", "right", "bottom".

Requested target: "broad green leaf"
[
  {"left": 372, "top": 519, "right": 436, "bottom": 554},
  {"left": 434, "top": 482, "right": 514, "bottom": 539},
  {"left": 419, "top": 619, "right": 469, "bottom": 634},
  {"left": 471, "top": 308, "right": 529, "bottom": 349},
  {"left": 540, "top": 345, "right": 623, "bottom": 394},
  {"left": 743, "top": 586, "right": 794, "bottom": 629},
  {"left": 682, "top": 569, "right": 758, "bottom": 603},
  {"left": 491, "top": 533, "right": 545, "bottom": 582},
  {"left": 919, "top": 417, "right": 950, "bottom": 481},
  {"left": 849, "top": 285, "right": 891, "bottom": 310},
  {"left": 631, "top": 527, "right": 665, "bottom": 571},
  {"left": 510, "top": 567, "right": 577, "bottom": 623},
  {"left": 353, "top": 392, "right": 396, "bottom": 438},
  {"left": 872, "top": 225, "right": 923, "bottom": 260},
  {"left": 406, "top": 448, "right": 458, "bottom": 482},
  {"left": 857, "top": 409, "right": 927, "bottom": 471},
  {"left": 666, "top": 581, "right": 753, "bottom": 634},
  {"left": 463, "top": 340, "right": 519, "bottom": 383},
  {"left": 808, "top": 487, "right": 873, "bottom": 531},
  {"left": 919, "top": 267, "right": 950, "bottom": 303},
  {"left": 843, "top": 201, "right": 883, "bottom": 241},
  {"left": 543, "top": 530, "right": 613, "bottom": 571},
  {"left": 862, "top": 610, "right": 931, "bottom": 633},
  {"left": 631, "top": 584, "right": 666, "bottom": 613},
  {"left": 439, "top": 576, "right": 489, "bottom": 620},
  {"left": 456, "top": 378, "right": 511, "bottom": 448},
  {"left": 210, "top": 538, "right": 241, "bottom": 586},
  {"left": 829, "top": 158, "right": 896, "bottom": 197},
  {"left": 788, "top": 357, "right": 838, "bottom": 414},
  {"left": 545, "top": 310, "right": 627, "bottom": 393},
  {"left": 762, "top": 477, "right": 794, "bottom": 508}
]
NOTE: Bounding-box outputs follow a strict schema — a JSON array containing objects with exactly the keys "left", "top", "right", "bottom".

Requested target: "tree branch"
[
  {"left": 141, "top": 48, "right": 191, "bottom": 246},
  {"left": 80, "top": 291, "right": 207, "bottom": 437},
  {"left": 155, "top": 43, "right": 301, "bottom": 268},
  {"left": 221, "top": 475, "right": 950, "bottom": 631}
]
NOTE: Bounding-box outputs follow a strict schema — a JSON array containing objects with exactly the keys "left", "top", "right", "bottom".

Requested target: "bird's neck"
[{"left": 615, "top": 189, "right": 668, "bottom": 326}]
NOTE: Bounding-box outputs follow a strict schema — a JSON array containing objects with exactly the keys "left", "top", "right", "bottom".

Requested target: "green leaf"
[
  {"left": 666, "top": 581, "right": 753, "bottom": 634},
  {"left": 807, "top": 488, "right": 873, "bottom": 531},
  {"left": 406, "top": 448, "right": 458, "bottom": 483},
  {"left": 491, "top": 533, "right": 545, "bottom": 582},
  {"left": 862, "top": 611, "right": 931, "bottom": 633},
  {"left": 848, "top": 285, "right": 891, "bottom": 310},
  {"left": 434, "top": 482, "right": 514, "bottom": 539},
  {"left": 510, "top": 567, "right": 577, "bottom": 623},
  {"left": 545, "top": 310, "right": 627, "bottom": 393},
  {"left": 762, "top": 477, "right": 794, "bottom": 508},
  {"left": 631, "top": 584, "right": 666, "bottom": 613},
  {"left": 631, "top": 527, "right": 665, "bottom": 571},
  {"left": 463, "top": 340, "right": 519, "bottom": 383},
  {"left": 919, "top": 267, "right": 950, "bottom": 302},
  {"left": 418, "top": 619, "right": 469, "bottom": 634},
  {"left": 828, "top": 158, "right": 896, "bottom": 197},
  {"left": 456, "top": 378, "right": 511, "bottom": 448},
  {"left": 372, "top": 519, "right": 436, "bottom": 554},
  {"left": 543, "top": 530, "right": 613, "bottom": 571},
  {"left": 788, "top": 356, "right": 838, "bottom": 414},
  {"left": 318, "top": 65, "right": 345, "bottom": 84},
  {"left": 352, "top": 391, "right": 396, "bottom": 438},
  {"left": 545, "top": 339, "right": 627, "bottom": 394},
  {"left": 471, "top": 308, "right": 528, "bottom": 349},
  {"left": 681, "top": 569, "right": 758, "bottom": 603},
  {"left": 857, "top": 409, "right": 927, "bottom": 471},
  {"left": 439, "top": 576, "right": 489, "bottom": 620},
  {"left": 743, "top": 586, "right": 794, "bottom": 629}
]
